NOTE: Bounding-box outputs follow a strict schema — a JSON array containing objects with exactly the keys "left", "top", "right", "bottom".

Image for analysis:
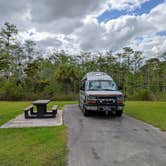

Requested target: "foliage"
[
  {"left": 129, "top": 89, "right": 156, "bottom": 101},
  {"left": 0, "top": 22, "right": 165, "bottom": 101},
  {"left": 0, "top": 78, "right": 24, "bottom": 100},
  {"left": 0, "top": 50, "right": 11, "bottom": 71},
  {"left": 0, "top": 22, "right": 18, "bottom": 51}
]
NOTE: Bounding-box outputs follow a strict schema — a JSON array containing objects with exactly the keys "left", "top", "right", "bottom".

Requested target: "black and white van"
[{"left": 79, "top": 72, "right": 124, "bottom": 116}]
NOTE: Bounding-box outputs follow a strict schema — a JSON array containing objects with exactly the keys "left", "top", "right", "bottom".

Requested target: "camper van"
[{"left": 79, "top": 72, "right": 124, "bottom": 116}]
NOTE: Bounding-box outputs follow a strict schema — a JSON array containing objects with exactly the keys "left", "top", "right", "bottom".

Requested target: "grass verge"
[
  {"left": 0, "top": 126, "right": 67, "bottom": 166},
  {"left": 0, "top": 101, "right": 77, "bottom": 166},
  {"left": 125, "top": 101, "right": 166, "bottom": 131}
]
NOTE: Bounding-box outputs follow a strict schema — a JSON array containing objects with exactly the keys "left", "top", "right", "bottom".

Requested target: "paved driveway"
[{"left": 64, "top": 104, "right": 166, "bottom": 166}]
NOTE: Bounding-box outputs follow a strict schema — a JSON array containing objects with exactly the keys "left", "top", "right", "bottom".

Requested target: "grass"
[
  {"left": 125, "top": 101, "right": 166, "bottom": 131},
  {"left": 0, "top": 101, "right": 77, "bottom": 166},
  {"left": 0, "top": 101, "right": 30, "bottom": 126},
  {"left": 0, "top": 126, "right": 67, "bottom": 166},
  {"left": 0, "top": 101, "right": 166, "bottom": 165}
]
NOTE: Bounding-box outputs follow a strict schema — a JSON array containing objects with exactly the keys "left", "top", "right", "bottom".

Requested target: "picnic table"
[{"left": 24, "top": 100, "right": 57, "bottom": 119}]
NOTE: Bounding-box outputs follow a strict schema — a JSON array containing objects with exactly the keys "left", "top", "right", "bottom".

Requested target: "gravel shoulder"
[{"left": 64, "top": 104, "right": 166, "bottom": 166}]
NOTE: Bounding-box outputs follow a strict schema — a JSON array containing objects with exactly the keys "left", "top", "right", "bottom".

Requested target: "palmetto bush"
[{"left": 131, "top": 89, "right": 156, "bottom": 101}]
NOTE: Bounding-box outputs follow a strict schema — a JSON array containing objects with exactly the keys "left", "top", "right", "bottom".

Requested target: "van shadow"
[{"left": 86, "top": 112, "right": 124, "bottom": 121}]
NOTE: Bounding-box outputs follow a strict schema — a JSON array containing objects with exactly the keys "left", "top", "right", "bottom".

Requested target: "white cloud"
[
  {"left": 71, "top": 1, "right": 166, "bottom": 56},
  {"left": 0, "top": 0, "right": 166, "bottom": 58},
  {"left": 30, "top": 0, "right": 108, "bottom": 22},
  {"left": 145, "top": 2, "right": 166, "bottom": 31},
  {"left": 0, "top": 0, "right": 30, "bottom": 29},
  {"left": 131, "top": 35, "right": 166, "bottom": 57}
]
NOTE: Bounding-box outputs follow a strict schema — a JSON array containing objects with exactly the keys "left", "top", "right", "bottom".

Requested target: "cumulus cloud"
[
  {"left": 30, "top": 0, "right": 107, "bottom": 22},
  {"left": 0, "top": 0, "right": 30, "bottom": 29},
  {"left": 131, "top": 35, "right": 166, "bottom": 57},
  {"left": 33, "top": 17, "right": 83, "bottom": 34},
  {"left": 28, "top": 0, "right": 111, "bottom": 35},
  {"left": 0, "top": 0, "right": 27, "bottom": 18},
  {"left": 37, "top": 37, "right": 62, "bottom": 48},
  {"left": 73, "top": 14, "right": 154, "bottom": 52},
  {"left": 146, "top": 2, "right": 166, "bottom": 31},
  {"left": 0, "top": 0, "right": 165, "bottom": 58},
  {"left": 72, "top": 1, "right": 166, "bottom": 56}
]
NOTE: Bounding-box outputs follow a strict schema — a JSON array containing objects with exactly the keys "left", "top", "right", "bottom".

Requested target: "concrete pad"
[{"left": 0, "top": 110, "right": 63, "bottom": 128}]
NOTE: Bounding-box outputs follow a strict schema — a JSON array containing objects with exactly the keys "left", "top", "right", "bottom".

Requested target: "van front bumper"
[{"left": 85, "top": 104, "right": 124, "bottom": 112}]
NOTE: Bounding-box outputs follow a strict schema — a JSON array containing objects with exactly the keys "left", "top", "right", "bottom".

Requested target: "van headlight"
[
  {"left": 117, "top": 95, "right": 124, "bottom": 104},
  {"left": 117, "top": 95, "right": 123, "bottom": 100},
  {"left": 86, "top": 95, "right": 97, "bottom": 104},
  {"left": 87, "top": 95, "right": 97, "bottom": 100}
]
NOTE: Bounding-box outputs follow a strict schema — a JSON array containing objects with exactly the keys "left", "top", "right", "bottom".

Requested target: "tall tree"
[
  {"left": 0, "top": 50, "right": 10, "bottom": 71},
  {"left": 0, "top": 22, "right": 18, "bottom": 54},
  {"left": 24, "top": 40, "right": 36, "bottom": 62}
]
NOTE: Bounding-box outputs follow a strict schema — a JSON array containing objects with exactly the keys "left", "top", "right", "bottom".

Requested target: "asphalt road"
[{"left": 64, "top": 104, "right": 166, "bottom": 166}]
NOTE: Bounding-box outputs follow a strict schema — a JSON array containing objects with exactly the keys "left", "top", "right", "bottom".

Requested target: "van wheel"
[
  {"left": 116, "top": 110, "right": 123, "bottom": 117},
  {"left": 83, "top": 105, "right": 89, "bottom": 116}
]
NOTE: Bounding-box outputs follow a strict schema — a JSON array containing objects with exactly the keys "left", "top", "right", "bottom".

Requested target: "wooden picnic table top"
[{"left": 32, "top": 100, "right": 50, "bottom": 105}]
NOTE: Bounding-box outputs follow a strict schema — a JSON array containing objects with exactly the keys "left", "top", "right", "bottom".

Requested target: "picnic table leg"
[
  {"left": 24, "top": 110, "right": 29, "bottom": 119},
  {"left": 30, "top": 107, "right": 37, "bottom": 115},
  {"left": 36, "top": 104, "right": 47, "bottom": 118}
]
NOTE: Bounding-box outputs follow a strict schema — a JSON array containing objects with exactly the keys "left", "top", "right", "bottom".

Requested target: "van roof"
[{"left": 83, "top": 72, "right": 113, "bottom": 81}]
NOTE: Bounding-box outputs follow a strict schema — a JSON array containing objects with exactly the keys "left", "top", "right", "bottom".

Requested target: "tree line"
[{"left": 0, "top": 22, "right": 166, "bottom": 101}]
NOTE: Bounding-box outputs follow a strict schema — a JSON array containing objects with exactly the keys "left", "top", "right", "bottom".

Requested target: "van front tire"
[
  {"left": 116, "top": 110, "right": 123, "bottom": 117},
  {"left": 83, "top": 105, "right": 89, "bottom": 116}
]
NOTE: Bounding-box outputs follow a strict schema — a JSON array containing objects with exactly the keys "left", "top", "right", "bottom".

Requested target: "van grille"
[{"left": 96, "top": 96, "right": 117, "bottom": 105}]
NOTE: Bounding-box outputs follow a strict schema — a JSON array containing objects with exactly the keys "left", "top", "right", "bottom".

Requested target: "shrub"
[
  {"left": 129, "top": 89, "right": 156, "bottom": 101},
  {"left": 0, "top": 79, "right": 24, "bottom": 100}
]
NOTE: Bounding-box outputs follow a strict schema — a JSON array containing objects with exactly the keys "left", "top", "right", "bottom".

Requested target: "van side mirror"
[{"left": 80, "top": 80, "right": 86, "bottom": 91}]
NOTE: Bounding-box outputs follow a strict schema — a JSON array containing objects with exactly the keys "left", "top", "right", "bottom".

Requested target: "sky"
[{"left": 0, "top": 0, "right": 166, "bottom": 58}]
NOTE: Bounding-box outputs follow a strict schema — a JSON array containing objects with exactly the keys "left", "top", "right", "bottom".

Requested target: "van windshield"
[{"left": 87, "top": 80, "right": 117, "bottom": 91}]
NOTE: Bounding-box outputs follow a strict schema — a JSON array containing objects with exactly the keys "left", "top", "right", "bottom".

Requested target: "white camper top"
[{"left": 83, "top": 72, "right": 113, "bottom": 81}]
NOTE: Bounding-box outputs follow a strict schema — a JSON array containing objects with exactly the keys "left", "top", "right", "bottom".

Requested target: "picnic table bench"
[{"left": 24, "top": 100, "right": 57, "bottom": 119}]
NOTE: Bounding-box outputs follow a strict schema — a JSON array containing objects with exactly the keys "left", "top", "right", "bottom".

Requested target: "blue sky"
[
  {"left": 98, "top": 0, "right": 165, "bottom": 22},
  {"left": 156, "top": 30, "right": 166, "bottom": 36}
]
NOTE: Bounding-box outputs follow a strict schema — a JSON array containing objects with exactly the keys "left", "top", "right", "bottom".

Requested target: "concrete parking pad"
[{"left": 0, "top": 110, "right": 63, "bottom": 128}]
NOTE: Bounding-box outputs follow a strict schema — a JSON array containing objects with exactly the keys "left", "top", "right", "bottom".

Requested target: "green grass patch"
[
  {"left": 0, "top": 101, "right": 77, "bottom": 166},
  {"left": 125, "top": 101, "right": 166, "bottom": 131},
  {"left": 0, "top": 101, "right": 31, "bottom": 126},
  {"left": 0, "top": 126, "right": 67, "bottom": 166}
]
